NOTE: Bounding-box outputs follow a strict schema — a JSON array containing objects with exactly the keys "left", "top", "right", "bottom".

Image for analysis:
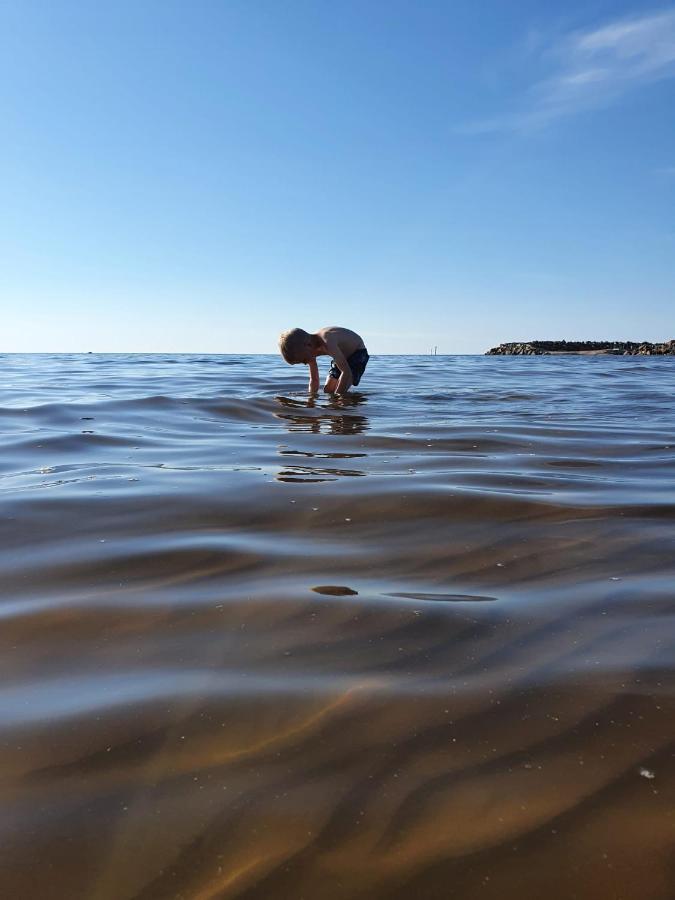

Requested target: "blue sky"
[{"left": 1, "top": 0, "right": 674, "bottom": 353}]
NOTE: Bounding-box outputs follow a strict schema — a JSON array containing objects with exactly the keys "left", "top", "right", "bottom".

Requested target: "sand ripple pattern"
[{"left": 1, "top": 353, "right": 674, "bottom": 900}]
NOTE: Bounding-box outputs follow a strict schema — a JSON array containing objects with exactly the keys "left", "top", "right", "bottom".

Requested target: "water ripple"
[{"left": 1, "top": 353, "right": 674, "bottom": 899}]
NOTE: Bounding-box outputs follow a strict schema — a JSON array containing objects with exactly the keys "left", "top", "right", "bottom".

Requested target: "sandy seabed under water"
[{"left": 1, "top": 352, "right": 674, "bottom": 899}]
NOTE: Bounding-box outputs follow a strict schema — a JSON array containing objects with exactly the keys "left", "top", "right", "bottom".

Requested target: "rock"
[
  {"left": 486, "top": 342, "right": 545, "bottom": 355},
  {"left": 485, "top": 340, "right": 675, "bottom": 356},
  {"left": 311, "top": 585, "right": 359, "bottom": 596}
]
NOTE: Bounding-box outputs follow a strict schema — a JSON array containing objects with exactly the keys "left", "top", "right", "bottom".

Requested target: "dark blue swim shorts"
[{"left": 329, "top": 348, "right": 370, "bottom": 386}]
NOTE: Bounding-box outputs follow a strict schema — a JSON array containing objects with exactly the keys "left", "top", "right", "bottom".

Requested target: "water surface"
[{"left": 1, "top": 353, "right": 674, "bottom": 899}]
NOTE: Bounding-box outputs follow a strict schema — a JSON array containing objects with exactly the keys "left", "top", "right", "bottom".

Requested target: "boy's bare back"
[{"left": 316, "top": 326, "right": 365, "bottom": 360}]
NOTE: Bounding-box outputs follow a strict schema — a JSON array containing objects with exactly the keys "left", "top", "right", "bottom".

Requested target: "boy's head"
[{"left": 278, "top": 328, "right": 321, "bottom": 364}]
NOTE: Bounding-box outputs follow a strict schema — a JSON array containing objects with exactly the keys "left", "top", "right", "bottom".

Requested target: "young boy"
[{"left": 278, "top": 326, "right": 369, "bottom": 394}]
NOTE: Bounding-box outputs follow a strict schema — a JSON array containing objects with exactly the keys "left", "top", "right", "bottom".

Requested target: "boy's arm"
[
  {"left": 329, "top": 347, "right": 353, "bottom": 393},
  {"left": 307, "top": 358, "right": 320, "bottom": 393}
]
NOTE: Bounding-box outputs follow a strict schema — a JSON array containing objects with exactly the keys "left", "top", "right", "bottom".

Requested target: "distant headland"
[{"left": 485, "top": 340, "right": 675, "bottom": 356}]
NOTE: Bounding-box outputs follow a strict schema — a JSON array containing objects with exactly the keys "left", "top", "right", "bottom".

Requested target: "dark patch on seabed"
[
  {"left": 387, "top": 591, "right": 497, "bottom": 602},
  {"left": 1, "top": 353, "right": 675, "bottom": 899},
  {"left": 312, "top": 584, "right": 359, "bottom": 596}
]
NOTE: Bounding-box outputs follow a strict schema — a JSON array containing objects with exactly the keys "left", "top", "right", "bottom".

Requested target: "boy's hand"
[{"left": 335, "top": 369, "right": 353, "bottom": 393}]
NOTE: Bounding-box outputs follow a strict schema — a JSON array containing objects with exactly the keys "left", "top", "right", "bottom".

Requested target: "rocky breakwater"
[{"left": 486, "top": 340, "right": 675, "bottom": 356}]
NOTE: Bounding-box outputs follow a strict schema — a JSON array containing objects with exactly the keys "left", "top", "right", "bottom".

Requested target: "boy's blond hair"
[{"left": 278, "top": 328, "right": 311, "bottom": 364}]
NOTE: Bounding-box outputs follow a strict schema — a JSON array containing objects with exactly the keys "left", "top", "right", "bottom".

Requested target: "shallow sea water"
[{"left": 1, "top": 353, "right": 674, "bottom": 899}]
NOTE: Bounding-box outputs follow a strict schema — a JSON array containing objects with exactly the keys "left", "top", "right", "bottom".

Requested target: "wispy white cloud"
[{"left": 465, "top": 8, "right": 675, "bottom": 133}]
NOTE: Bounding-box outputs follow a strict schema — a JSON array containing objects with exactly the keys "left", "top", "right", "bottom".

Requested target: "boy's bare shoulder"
[{"left": 317, "top": 326, "right": 365, "bottom": 356}]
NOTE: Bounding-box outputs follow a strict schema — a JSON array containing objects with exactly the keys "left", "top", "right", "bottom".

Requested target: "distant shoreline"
[{"left": 486, "top": 340, "right": 675, "bottom": 356}]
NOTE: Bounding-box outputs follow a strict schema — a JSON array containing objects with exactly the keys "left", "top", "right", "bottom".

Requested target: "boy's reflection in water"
[
  {"left": 274, "top": 394, "right": 369, "bottom": 482},
  {"left": 274, "top": 393, "right": 369, "bottom": 436}
]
